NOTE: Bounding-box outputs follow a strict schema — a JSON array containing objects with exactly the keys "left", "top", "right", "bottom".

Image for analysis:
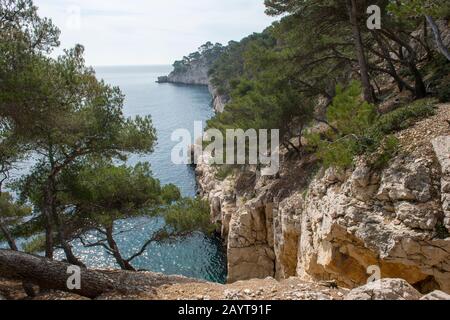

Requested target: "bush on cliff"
[
  {"left": 307, "top": 82, "right": 435, "bottom": 169},
  {"left": 371, "top": 99, "right": 437, "bottom": 139},
  {"left": 306, "top": 81, "right": 377, "bottom": 169}
]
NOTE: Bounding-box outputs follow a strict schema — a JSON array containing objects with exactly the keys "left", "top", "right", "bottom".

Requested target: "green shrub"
[
  {"left": 215, "top": 165, "right": 235, "bottom": 181},
  {"left": 436, "top": 74, "right": 450, "bottom": 102},
  {"left": 308, "top": 83, "right": 437, "bottom": 170},
  {"left": 307, "top": 81, "right": 377, "bottom": 169},
  {"left": 371, "top": 99, "right": 437, "bottom": 139},
  {"left": 423, "top": 55, "right": 450, "bottom": 102},
  {"left": 313, "top": 135, "right": 357, "bottom": 169},
  {"left": 163, "top": 198, "right": 217, "bottom": 235},
  {"left": 370, "top": 135, "right": 400, "bottom": 170},
  {"left": 22, "top": 235, "right": 46, "bottom": 254},
  {"left": 327, "top": 81, "right": 378, "bottom": 137}
]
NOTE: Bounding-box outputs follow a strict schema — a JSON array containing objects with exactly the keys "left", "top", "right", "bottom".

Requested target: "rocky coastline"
[
  {"left": 157, "top": 62, "right": 227, "bottom": 113},
  {"left": 195, "top": 104, "right": 450, "bottom": 294},
  {"left": 158, "top": 53, "right": 450, "bottom": 297}
]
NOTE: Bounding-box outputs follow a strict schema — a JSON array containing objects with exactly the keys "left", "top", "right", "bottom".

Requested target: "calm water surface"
[{"left": 19, "top": 65, "right": 226, "bottom": 283}]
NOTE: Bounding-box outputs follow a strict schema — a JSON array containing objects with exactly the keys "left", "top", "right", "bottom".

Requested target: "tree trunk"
[
  {"left": 52, "top": 209, "right": 85, "bottom": 267},
  {"left": 0, "top": 249, "right": 200, "bottom": 299},
  {"left": 409, "top": 62, "right": 427, "bottom": 99},
  {"left": 42, "top": 183, "right": 55, "bottom": 260},
  {"left": 379, "top": 29, "right": 427, "bottom": 99},
  {"left": 44, "top": 175, "right": 85, "bottom": 267},
  {"left": 59, "top": 237, "right": 86, "bottom": 268},
  {"left": 347, "top": 0, "right": 374, "bottom": 103},
  {"left": 422, "top": 17, "right": 433, "bottom": 60},
  {"left": 426, "top": 16, "right": 450, "bottom": 61},
  {"left": 105, "top": 225, "right": 136, "bottom": 271},
  {"left": 372, "top": 31, "right": 414, "bottom": 93},
  {"left": 0, "top": 223, "right": 18, "bottom": 251},
  {"left": 0, "top": 249, "right": 132, "bottom": 298},
  {"left": 0, "top": 225, "right": 36, "bottom": 297}
]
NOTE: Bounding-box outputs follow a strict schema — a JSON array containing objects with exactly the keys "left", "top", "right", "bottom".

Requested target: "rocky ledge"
[
  {"left": 157, "top": 277, "right": 450, "bottom": 301},
  {"left": 157, "top": 60, "right": 227, "bottom": 113},
  {"left": 196, "top": 104, "right": 450, "bottom": 294},
  {"left": 2, "top": 275, "right": 449, "bottom": 300}
]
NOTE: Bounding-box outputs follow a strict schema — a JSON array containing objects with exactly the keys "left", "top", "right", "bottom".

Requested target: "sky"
[{"left": 34, "top": 0, "right": 277, "bottom": 66}]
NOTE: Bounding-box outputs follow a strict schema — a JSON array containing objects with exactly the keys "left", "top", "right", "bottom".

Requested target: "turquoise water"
[{"left": 52, "top": 65, "right": 227, "bottom": 283}]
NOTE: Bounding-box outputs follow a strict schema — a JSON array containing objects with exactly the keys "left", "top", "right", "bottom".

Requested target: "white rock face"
[
  {"left": 165, "top": 59, "right": 210, "bottom": 85},
  {"left": 432, "top": 136, "right": 450, "bottom": 230},
  {"left": 226, "top": 196, "right": 276, "bottom": 282},
  {"left": 273, "top": 192, "right": 303, "bottom": 279},
  {"left": 208, "top": 83, "right": 228, "bottom": 113},
  {"left": 420, "top": 290, "right": 450, "bottom": 300},
  {"left": 345, "top": 279, "right": 422, "bottom": 300},
  {"left": 298, "top": 156, "right": 450, "bottom": 292},
  {"left": 160, "top": 60, "right": 228, "bottom": 113},
  {"left": 197, "top": 140, "right": 450, "bottom": 293},
  {"left": 437, "top": 20, "right": 450, "bottom": 49}
]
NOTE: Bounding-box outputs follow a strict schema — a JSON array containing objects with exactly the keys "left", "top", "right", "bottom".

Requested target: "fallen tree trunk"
[
  {"left": 0, "top": 249, "right": 199, "bottom": 299},
  {"left": 0, "top": 249, "right": 119, "bottom": 298}
]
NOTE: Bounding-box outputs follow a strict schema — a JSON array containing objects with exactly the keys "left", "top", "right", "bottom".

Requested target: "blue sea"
[{"left": 4, "top": 65, "right": 227, "bottom": 283}]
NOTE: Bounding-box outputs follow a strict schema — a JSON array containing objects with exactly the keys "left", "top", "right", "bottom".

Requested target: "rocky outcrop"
[
  {"left": 297, "top": 156, "right": 450, "bottom": 293},
  {"left": 436, "top": 19, "right": 450, "bottom": 48},
  {"left": 421, "top": 290, "right": 450, "bottom": 300},
  {"left": 208, "top": 83, "right": 228, "bottom": 113},
  {"left": 5, "top": 274, "right": 448, "bottom": 300},
  {"left": 158, "top": 61, "right": 228, "bottom": 113},
  {"left": 409, "top": 19, "right": 450, "bottom": 60},
  {"left": 344, "top": 279, "right": 422, "bottom": 300},
  {"left": 432, "top": 136, "right": 450, "bottom": 231},
  {"left": 158, "top": 58, "right": 210, "bottom": 86},
  {"left": 196, "top": 105, "right": 450, "bottom": 293}
]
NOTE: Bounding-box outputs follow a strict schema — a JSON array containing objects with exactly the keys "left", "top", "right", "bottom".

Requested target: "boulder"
[
  {"left": 420, "top": 290, "right": 450, "bottom": 300},
  {"left": 345, "top": 279, "right": 422, "bottom": 300},
  {"left": 432, "top": 136, "right": 450, "bottom": 230},
  {"left": 297, "top": 157, "right": 450, "bottom": 292},
  {"left": 162, "top": 59, "right": 210, "bottom": 85}
]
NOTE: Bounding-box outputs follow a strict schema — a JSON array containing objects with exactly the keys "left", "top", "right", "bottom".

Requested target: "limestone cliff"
[
  {"left": 208, "top": 82, "right": 227, "bottom": 113},
  {"left": 158, "top": 58, "right": 210, "bottom": 86},
  {"left": 158, "top": 60, "right": 227, "bottom": 113},
  {"left": 196, "top": 104, "right": 450, "bottom": 294}
]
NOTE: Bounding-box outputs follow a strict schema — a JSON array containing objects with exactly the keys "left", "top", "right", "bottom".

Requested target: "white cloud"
[{"left": 34, "top": 0, "right": 277, "bottom": 66}]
